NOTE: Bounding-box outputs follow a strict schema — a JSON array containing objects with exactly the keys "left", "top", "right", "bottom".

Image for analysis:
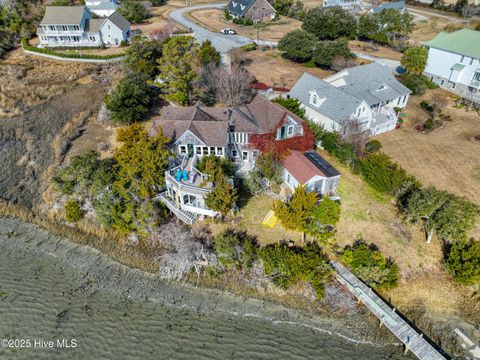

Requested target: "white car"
[{"left": 221, "top": 28, "right": 236, "bottom": 35}]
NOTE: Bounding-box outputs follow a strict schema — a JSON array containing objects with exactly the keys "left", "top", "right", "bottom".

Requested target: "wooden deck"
[{"left": 331, "top": 261, "right": 447, "bottom": 360}]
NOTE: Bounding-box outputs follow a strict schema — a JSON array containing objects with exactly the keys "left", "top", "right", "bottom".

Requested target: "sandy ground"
[
  {"left": 132, "top": 2, "right": 190, "bottom": 36},
  {"left": 188, "top": 8, "right": 302, "bottom": 42},
  {"left": 378, "top": 89, "right": 480, "bottom": 209},
  {"left": 244, "top": 50, "right": 334, "bottom": 88},
  {"left": 349, "top": 40, "right": 403, "bottom": 61}
]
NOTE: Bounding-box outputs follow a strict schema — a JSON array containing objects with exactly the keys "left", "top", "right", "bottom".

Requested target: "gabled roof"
[
  {"left": 425, "top": 29, "right": 480, "bottom": 59},
  {"left": 289, "top": 72, "right": 363, "bottom": 123},
  {"left": 227, "top": 0, "right": 255, "bottom": 16},
  {"left": 326, "top": 62, "right": 411, "bottom": 106},
  {"left": 281, "top": 151, "right": 340, "bottom": 184},
  {"left": 106, "top": 11, "right": 130, "bottom": 30},
  {"left": 372, "top": 1, "right": 406, "bottom": 13},
  {"left": 40, "top": 6, "right": 87, "bottom": 25},
  {"left": 85, "top": 19, "right": 105, "bottom": 33},
  {"left": 149, "top": 96, "right": 305, "bottom": 147}
]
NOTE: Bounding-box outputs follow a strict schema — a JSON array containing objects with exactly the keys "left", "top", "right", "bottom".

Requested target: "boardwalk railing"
[{"left": 331, "top": 261, "right": 447, "bottom": 360}]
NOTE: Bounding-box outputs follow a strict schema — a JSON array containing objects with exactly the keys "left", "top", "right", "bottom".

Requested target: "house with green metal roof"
[{"left": 424, "top": 29, "right": 480, "bottom": 106}]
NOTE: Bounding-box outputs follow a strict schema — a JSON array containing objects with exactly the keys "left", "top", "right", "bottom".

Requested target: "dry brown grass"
[
  {"left": 187, "top": 8, "right": 302, "bottom": 41},
  {"left": 132, "top": 2, "right": 190, "bottom": 36},
  {"left": 409, "top": 17, "right": 451, "bottom": 46},
  {"left": 377, "top": 89, "right": 480, "bottom": 213},
  {"left": 244, "top": 50, "right": 334, "bottom": 88},
  {"left": 349, "top": 40, "right": 403, "bottom": 61},
  {"left": 321, "top": 151, "right": 444, "bottom": 277},
  {"left": 301, "top": 0, "right": 323, "bottom": 9}
]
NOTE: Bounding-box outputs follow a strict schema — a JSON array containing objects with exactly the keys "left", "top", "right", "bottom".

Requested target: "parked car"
[{"left": 221, "top": 28, "right": 236, "bottom": 35}]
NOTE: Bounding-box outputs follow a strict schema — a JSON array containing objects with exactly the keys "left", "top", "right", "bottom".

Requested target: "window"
[
  {"left": 473, "top": 71, "right": 480, "bottom": 82},
  {"left": 232, "top": 149, "right": 238, "bottom": 158},
  {"left": 440, "top": 79, "right": 445, "bottom": 86},
  {"left": 311, "top": 93, "right": 318, "bottom": 106},
  {"left": 216, "top": 147, "right": 223, "bottom": 156},
  {"left": 451, "top": 82, "right": 456, "bottom": 89},
  {"left": 183, "top": 194, "right": 197, "bottom": 205},
  {"left": 467, "top": 86, "right": 478, "bottom": 93},
  {"left": 470, "top": 58, "right": 474, "bottom": 65},
  {"left": 203, "top": 146, "right": 208, "bottom": 154},
  {"left": 397, "top": 97, "right": 401, "bottom": 105},
  {"left": 242, "top": 151, "right": 248, "bottom": 160},
  {"left": 460, "top": 55, "right": 465, "bottom": 63},
  {"left": 210, "top": 147, "right": 215, "bottom": 155},
  {"left": 252, "top": 150, "right": 259, "bottom": 158},
  {"left": 287, "top": 125, "right": 294, "bottom": 137},
  {"left": 196, "top": 146, "right": 201, "bottom": 155},
  {"left": 179, "top": 145, "right": 187, "bottom": 155}
]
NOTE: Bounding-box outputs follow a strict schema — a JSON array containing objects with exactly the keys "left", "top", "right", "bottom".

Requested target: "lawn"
[
  {"left": 187, "top": 8, "right": 302, "bottom": 42},
  {"left": 244, "top": 50, "right": 334, "bottom": 88},
  {"left": 377, "top": 89, "right": 480, "bottom": 214},
  {"left": 204, "top": 193, "right": 303, "bottom": 245}
]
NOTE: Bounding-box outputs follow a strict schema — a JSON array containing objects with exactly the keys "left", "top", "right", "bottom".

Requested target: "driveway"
[
  {"left": 169, "top": 3, "right": 253, "bottom": 53},
  {"left": 353, "top": 52, "right": 403, "bottom": 73}
]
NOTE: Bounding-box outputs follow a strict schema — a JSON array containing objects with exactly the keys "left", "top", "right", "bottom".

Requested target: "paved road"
[
  {"left": 170, "top": 3, "right": 404, "bottom": 72},
  {"left": 407, "top": 7, "right": 469, "bottom": 22},
  {"left": 169, "top": 3, "right": 253, "bottom": 53},
  {"left": 353, "top": 51, "right": 403, "bottom": 73}
]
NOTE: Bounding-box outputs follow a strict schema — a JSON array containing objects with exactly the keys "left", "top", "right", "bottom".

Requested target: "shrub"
[
  {"left": 22, "top": 38, "right": 125, "bottom": 60},
  {"left": 255, "top": 151, "right": 283, "bottom": 185},
  {"left": 278, "top": 29, "right": 318, "bottom": 62},
  {"left": 104, "top": 72, "right": 152, "bottom": 124},
  {"left": 272, "top": 97, "right": 305, "bottom": 118},
  {"left": 401, "top": 46, "right": 428, "bottom": 75},
  {"left": 302, "top": 7, "right": 357, "bottom": 41},
  {"left": 213, "top": 229, "right": 258, "bottom": 270},
  {"left": 233, "top": 17, "right": 254, "bottom": 26},
  {"left": 119, "top": 0, "right": 148, "bottom": 24},
  {"left": 397, "top": 73, "right": 438, "bottom": 95},
  {"left": 224, "top": 8, "right": 232, "bottom": 20},
  {"left": 365, "top": 139, "right": 382, "bottom": 153},
  {"left": 424, "top": 118, "right": 434, "bottom": 130},
  {"left": 341, "top": 240, "right": 400, "bottom": 290},
  {"left": 445, "top": 240, "right": 480, "bottom": 286},
  {"left": 196, "top": 155, "right": 236, "bottom": 178},
  {"left": 260, "top": 242, "right": 331, "bottom": 297},
  {"left": 420, "top": 101, "right": 434, "bottom": 112},
  {"left": 357, "top": 152, "right": 419, "bottom": 196},
  {"left": 313, "top": 39, "right": 355, "bottom": 68},
  {"left": 64, "top": 199, "right": 84, "bottom": 222}
]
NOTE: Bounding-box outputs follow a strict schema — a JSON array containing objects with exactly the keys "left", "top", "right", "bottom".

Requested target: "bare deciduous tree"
[
  {"left": 228, "top": 47, "right": 247, "bottom": 66},
  {"left": 151, "top": 24, "right": 173, "bottom": 42},
  {"left": 151, "top": 222, "right": 217, "bottom": 281},
  {"left": 430, "top": 93, "right": 447, "bottom": 120},
  {"left": 331, "top": 56, "right": 357, "bottom": 72},
  {"left": 339, "top": 117, "right": 372, "bottom": 154},
  {"left": 200, "top": 63, "right": 255, "bottom": 106}
]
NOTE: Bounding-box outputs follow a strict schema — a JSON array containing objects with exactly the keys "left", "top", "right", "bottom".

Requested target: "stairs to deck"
[{"left": 157, "top": 192, "right": 197, "bottom": 225}]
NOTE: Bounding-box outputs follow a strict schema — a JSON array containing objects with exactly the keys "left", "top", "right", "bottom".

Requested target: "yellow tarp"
[{"left": 262, "top": 210, "right": 278, "bottom": 228}]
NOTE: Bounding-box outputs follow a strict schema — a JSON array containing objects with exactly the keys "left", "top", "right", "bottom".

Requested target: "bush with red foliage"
[{"left": 249, "top": 120, "right": 315, "bottom": 156}]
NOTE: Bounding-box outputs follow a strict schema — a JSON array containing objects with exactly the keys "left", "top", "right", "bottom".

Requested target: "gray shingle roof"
[
  {"left": 85, "top": 19, "right": 105, "bottom": 33},
  {"left": 40, "top": 6, "right": 86, "bottom": 25},
  {"left": 107, "top": 11, "right": 130, "bottom": 31},
  {"left": 372, "top": 1, "right": 406, "bottom": 13},
  {"left": 328, "top": 62, "right": 411, "bottom": 106},
  {"left": 289, "top": 72, "right": 363, "bottom": 123},
  {"left": 88, "top": 2, "right": 119, "bottom": 11},
  {"left": 227, "top": 0, "right": 255, "bottom": 16}
]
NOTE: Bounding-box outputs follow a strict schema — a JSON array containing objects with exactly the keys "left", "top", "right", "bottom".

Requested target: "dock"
[{"left": 331, "top": 261, "right": 447, "bottom": 360}]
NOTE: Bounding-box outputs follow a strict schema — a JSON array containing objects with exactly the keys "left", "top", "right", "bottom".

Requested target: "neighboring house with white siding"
[
  {"left": 37, "top": 6, "right": 130, "bottom": 47},
  {"left": 289, "top": 62, "right": 411, "bottom": 136},
  {"left": 85, "top": 0, "right": 119, "bottom": 17},
  {"left": 424, "top": 29, "right": 480, "bottom": 107},
  {"left": 323, "top": 0, "right": 362, "bottom": 12}
]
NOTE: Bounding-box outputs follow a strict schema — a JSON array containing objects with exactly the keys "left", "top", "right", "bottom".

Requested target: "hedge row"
[{"left": 22, "top": 38, "right": 126, "bottom": 60}]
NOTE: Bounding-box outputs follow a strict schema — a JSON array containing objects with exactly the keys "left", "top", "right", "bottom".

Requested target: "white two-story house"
[
  {"left": 37, "top": 6, "right": 130, "bottom": 48},
  {"left": 289, "top": 62, "right": 411, "bottom": 135},
  {"left": 424, "top": 29, "right": 480, "bottom": 107}
]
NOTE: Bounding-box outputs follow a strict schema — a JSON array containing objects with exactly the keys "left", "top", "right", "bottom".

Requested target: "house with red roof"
[{"left": 280, "top": 151, "right": 341, "bottom": 196}]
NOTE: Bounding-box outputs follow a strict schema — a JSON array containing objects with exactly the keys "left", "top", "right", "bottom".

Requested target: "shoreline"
[{"left": 0, "top": 215, "right": 407, "bottom": 355}]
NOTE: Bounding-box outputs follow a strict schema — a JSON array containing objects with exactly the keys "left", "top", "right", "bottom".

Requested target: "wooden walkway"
[{"left": 331, "top": 261, "right": 447, "bottom": 360}]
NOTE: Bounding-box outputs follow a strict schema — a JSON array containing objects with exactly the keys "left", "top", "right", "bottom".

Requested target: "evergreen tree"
[
  {"left": 401, "top": 46, "right": 428, "bottom": 75},
  {"left": 198, "top": 40, "right": 221, "bottom": 66},
  {"left": 156, "top": 36, "right": 200, "bottom": 105},
  {"left": 302, "top": 7, "right": 357, "bottom": 41},
  {"left": 205, "top": 175, "right": 238, "bottom": 218}
]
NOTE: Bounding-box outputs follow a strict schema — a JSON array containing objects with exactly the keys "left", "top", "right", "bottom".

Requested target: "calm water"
[{"left": 0, "top": 217, "right": 411, "bottom": 359}]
